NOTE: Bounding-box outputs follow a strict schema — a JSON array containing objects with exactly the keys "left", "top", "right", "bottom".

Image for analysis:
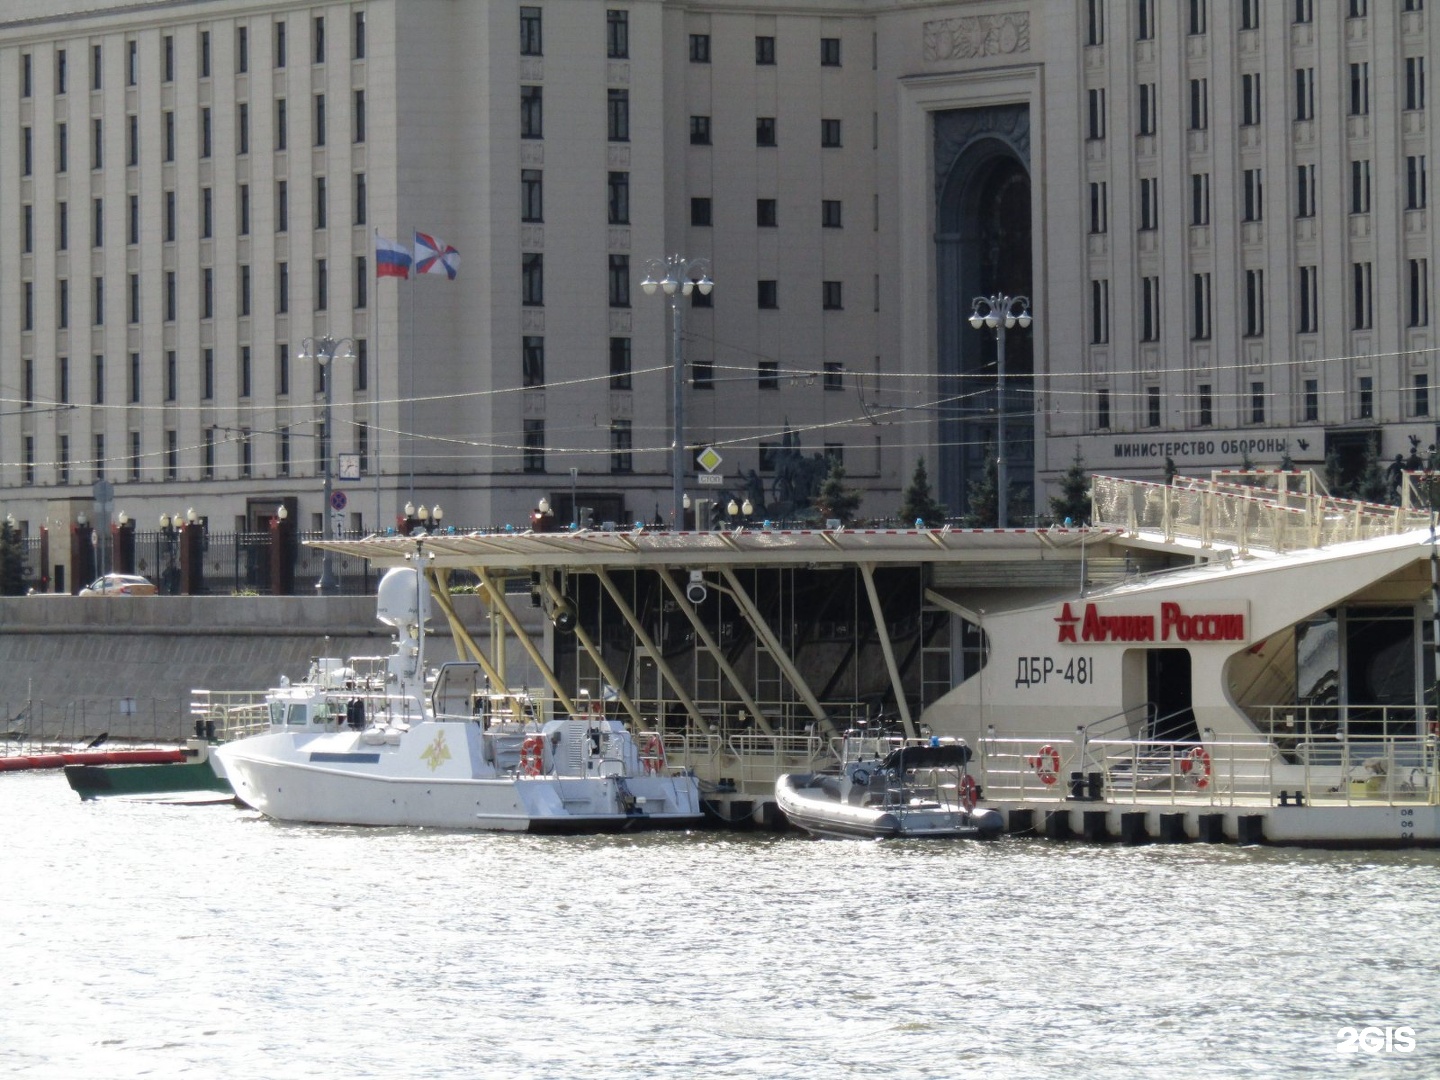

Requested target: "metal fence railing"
[
  {"left": 1, "top": 697, "right": 192, "bottom": 752},
  {"left": 1091, "top": 475, "right": 1431, "bottom": 554},
  {"left": 12, "top": 529, "right": 381, "bottom": 596}
]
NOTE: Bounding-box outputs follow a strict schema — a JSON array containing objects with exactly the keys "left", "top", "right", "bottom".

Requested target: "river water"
[{"left": 1, "top": 772, "right": 1437, "bottom": 1079}]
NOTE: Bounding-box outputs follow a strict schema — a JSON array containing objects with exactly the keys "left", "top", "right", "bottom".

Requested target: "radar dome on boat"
[{"left": 376, "top": 567, "right": 431, "bottom": 627}]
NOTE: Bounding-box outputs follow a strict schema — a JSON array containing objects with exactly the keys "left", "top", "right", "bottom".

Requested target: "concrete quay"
[{"left": 0, "top": 595, "right": 533, "bottom": 742}]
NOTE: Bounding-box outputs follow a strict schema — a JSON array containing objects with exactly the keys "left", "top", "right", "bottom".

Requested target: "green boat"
[{"left": 63, "top": 740, "right": 236, "bottom": 802}]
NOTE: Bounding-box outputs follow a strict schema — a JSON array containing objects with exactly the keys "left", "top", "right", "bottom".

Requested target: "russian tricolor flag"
[
  {"left": 375, "top": 235, "right": 412, "bottom": 279},
  {"left": 414, "top": 231, "right": 461, "bottom": 280}
]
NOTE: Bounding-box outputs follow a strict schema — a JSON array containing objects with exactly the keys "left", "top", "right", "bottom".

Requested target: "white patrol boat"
[{"left": 215, "top": 567, "right": 702, "bottom": 833}]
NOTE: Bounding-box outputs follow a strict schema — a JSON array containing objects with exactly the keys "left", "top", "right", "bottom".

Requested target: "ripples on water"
[{"left": 2, "top": 772, "right": 1437, "bottom": 1079}]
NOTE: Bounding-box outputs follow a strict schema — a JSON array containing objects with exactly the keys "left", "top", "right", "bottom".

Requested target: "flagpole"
[
  {"left": 373, "top": 227, "right": 382, "bottom": 534},
  {"left": 408, "top": 228, "right": 416, "bottom": 502}
]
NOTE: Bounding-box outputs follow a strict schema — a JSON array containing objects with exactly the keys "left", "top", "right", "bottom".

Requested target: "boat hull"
[
  {"left": 217, "top": 727, "right": 703, "bottom": 833},
  {"left": 64, "top": 759, "right": 234, "bottom": 801},
  {"left": 775, "top": 773, "right": 1003, "bottom": 840}
]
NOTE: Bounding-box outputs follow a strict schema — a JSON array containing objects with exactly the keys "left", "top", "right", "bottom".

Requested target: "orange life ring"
[
  {"left": 641, "top": 733, "right": 666, "bottom": 775},
  {"left": 520, "top": 734, "right": 545, "bottom": 776},
  {"left": 1186, "top": 745, "right": 1212, "bottom": 790},
  {"left": 1028, "top": 744, "right": 1061, "bottom": 786},
  {"left": 959, "top": 773, "right": 979, "bottom": 812}
]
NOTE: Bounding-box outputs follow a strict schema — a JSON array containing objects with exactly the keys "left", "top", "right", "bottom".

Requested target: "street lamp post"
[
  {"left": 297, "top": 335, "right": 356, "bottom": 594},
  {"left": 969, "top": 294, "right": 1033, "bottom": 528},
  {"left": 158, "top": 511, "right": 180, "bottom": 593},
  {"left": 641, "top": 255, "right": 714, "bottom": 529}
]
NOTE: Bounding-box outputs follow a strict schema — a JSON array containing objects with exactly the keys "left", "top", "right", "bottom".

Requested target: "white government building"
[{"left": 0, "top": 0, "right": 1435, "bottom": 545}]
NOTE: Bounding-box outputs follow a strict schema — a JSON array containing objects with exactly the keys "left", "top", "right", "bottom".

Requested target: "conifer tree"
[
  {"left": 1049, "top": 445, "right": 1092, "bottom": 525},
  {"left": 812, "top": 457, "right": 862, "bottom": 525},
  {"left": 963, "top": 447, "right": 999, "bottom": 527},
  {"left": 899, "top": 457, "right": 947, "bottom": 527},
  {"left": 0, "top": 518, "right": 25, "bottom": 596},
  {"left": 1355, "top": 437, "right": 1390, "bottom": 504},
  {"left": 1323, "top": 445, "right": 1349, "bottom": 498}
]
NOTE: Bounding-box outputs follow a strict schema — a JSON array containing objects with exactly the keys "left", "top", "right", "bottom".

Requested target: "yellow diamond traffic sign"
[{"left": 696, "top": 446, "right": 723, "bottom": 473}]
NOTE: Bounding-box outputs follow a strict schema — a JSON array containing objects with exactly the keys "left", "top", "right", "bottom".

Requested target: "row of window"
[
  {"left": 1087, "top": 157, "right": 1428, "bottom": 237},
  {"left": 519, "top": 332, "right": 843, "bottom": 395},
  {"left": 1086, "top": 61, "right": 1426, "bottom": 144},
  {"left": 29, "top": 363, "right": 1431, "bottom": 485},
  {"left": 19, "top": 419, "right": 371, "bottom": 486},
  {"left": 522, "top": 422, "right": 850, "bottom": 477},
  {"left": 16, "top": 91, "right": 365, "bottom": 177},
  {"left": 1087, "top": 258, "right": 1431, "bottom": 346},
  {"left": 688, "top": 115, "right": 844, "bottom": 147},
  {"left": 1085, "top": 0, "right": 1417, "bottom": 46},
  {"left": 520, "top": 418, "right": 635, "bottom": 475},
  {"left": 517, "top": 6, "right": 843, "bottom": 67},
  {"left": 1093, "top": 373, "right": 1432, "bottom": 433},
  {"left": 17, "top": 338, "right": 370, "bottom": 419},
  {"left": 18, "top": 12, "right": 366, "bottom": 97},
  {"left": 19, "top": 257, "right": 370, "bottom": 332},
  {"left": 517, "top": 252, "right": 850, "bottom": 312},
  {"left": 520, "top": 169, "right": 846, "bottom": 230},
  {"left": 519, "top": 84, "right": 848, "bottom": 148},
  {"left": 20, "top": 175, "right": 368, "bottom": 257}
]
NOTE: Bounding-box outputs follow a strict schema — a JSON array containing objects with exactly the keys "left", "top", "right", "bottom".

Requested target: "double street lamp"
[
  {"left": 968, "top": 294, "right": 1033, "bottom": 528},
  {"left": 157, "top": 508, "right": 195, "bottom": 594},
  {"left": 297, "top": 335, "right": 355, "bottom": 594},
  {"left": 640, "top": 255, "right": 714, "bottom": 529}
]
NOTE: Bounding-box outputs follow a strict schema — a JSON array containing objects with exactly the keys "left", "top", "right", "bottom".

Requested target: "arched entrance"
[{"left": 934, "top": 106, "right": 1034, "bottom": 521}]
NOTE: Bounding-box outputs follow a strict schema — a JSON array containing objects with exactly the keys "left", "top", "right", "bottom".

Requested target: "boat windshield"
[
  {"left": 879, "top": 743, "right": 972, "bottom": 773},
  {"left": 839, "top": 730, "right": 905, "bottom": 765}
]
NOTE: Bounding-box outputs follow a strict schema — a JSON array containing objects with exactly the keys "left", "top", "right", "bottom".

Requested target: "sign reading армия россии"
[{"left": 1054, "top": 600, "right": 1250, "bottom": 645}]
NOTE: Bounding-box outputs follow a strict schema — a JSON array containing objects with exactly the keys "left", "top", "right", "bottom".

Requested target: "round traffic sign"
[{"left": 330, "top": 491, "right": 348, "bottom": 511}]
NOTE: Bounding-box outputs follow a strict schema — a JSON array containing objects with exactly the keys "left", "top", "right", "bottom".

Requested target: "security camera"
[
  {"left": 549, "top": 596, "right": 577, "bottom": 634},
  {"left": 685, "top": 570, "right": 708, "bottom": 605}
]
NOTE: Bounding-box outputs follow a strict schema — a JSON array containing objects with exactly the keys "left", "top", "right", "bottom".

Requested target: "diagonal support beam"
[
  {"left": 860, "top": 562, "right": 917, "bottom": 740},
  {"left": 593, "top": 568, "right": 707, "bottom": 734},
  {"left": 655, "top": 568, "right": 775, "bottom": 736},
  {"left": 429, "top": 573, "right": 512, "bottom": 701},
  {"left": 538, "top": 578, "right": 644, "bottom": 729},
  {"left": 718, "top": 567, "right": 835, "bottom": 734},
  {"left": 476, "top": 568, "right": 576, "bottom": 717}
]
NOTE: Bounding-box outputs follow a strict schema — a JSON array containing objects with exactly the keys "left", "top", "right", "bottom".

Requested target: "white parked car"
[{"left": 78, "top": 574, "right": 158, "bottom": 596}]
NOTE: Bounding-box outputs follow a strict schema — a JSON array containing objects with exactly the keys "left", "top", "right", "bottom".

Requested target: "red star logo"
[{"left": 1055, "top": 602, "right": 1079, "bottom": 643}]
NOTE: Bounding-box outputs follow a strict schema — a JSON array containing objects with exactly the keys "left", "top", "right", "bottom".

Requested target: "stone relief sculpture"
[{"left": 923, "top": 13, "right": 1030, "bottom": 62}]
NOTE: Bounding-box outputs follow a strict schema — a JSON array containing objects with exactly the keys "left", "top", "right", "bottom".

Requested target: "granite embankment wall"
[{"left": 0, "top": 595, "right": 540, "bottom": 742}]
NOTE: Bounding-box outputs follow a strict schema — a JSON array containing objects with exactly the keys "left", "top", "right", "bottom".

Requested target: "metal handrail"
[
  {"left": 1092, "top": 474, "right": 1430, "bottom": 553},
  {"left": 979, "top": 731, "right": 1438, "bottom": 807}
]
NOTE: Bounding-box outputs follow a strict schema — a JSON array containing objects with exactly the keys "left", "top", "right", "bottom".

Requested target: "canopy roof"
[{"left": 310, "top": 525, "right": 1124, "bottom": 573}]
